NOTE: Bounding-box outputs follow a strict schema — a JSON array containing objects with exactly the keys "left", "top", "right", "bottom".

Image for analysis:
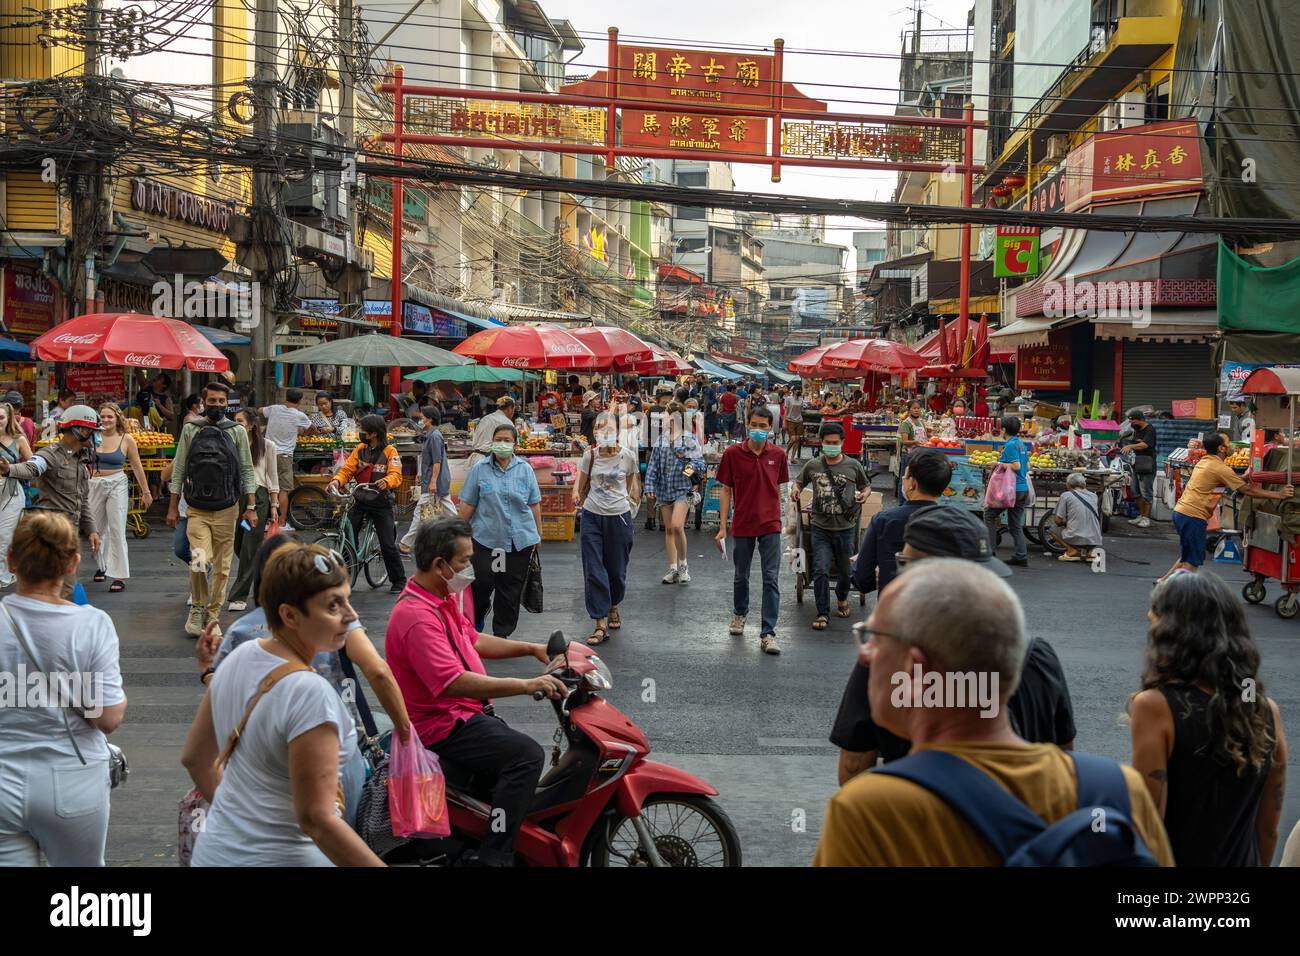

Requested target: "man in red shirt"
[
  {"left": 716, "top": 405, "right": 790, "bottom": 655},
  {"left": 717, "top": 383, "right": 740, "bottom": 438},
  {"left": 385, "top": 517, "right": 566, "bottom": 866}
]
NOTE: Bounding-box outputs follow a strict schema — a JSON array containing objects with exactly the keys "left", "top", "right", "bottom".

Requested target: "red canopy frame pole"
[
  {"left": 771, "top": 38, "right": 785, "bottom": 183},
  {"left": 958, "top": 102, "right": 974, "bottom": 355},
  {"left": 606, "top": 28, "right": 619, "bottom": 168},
  {"left": 390, "top": 66, "right": 405, "bottom": 399}
]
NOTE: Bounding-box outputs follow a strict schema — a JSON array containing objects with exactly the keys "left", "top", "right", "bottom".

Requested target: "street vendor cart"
[{"left": 1234, "top": 367, "right": 1300, "bottom": 618}]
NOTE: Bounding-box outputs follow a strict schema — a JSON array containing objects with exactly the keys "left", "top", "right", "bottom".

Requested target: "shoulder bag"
[
  {"left": 522, "top": 548, "right": 544, "bottom": 614},
  {"left": 0, "top": 599, "right": 128, "bottom": 788}
]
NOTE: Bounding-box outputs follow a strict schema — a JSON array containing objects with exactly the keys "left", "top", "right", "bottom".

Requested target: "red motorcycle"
[{"left": 387, "top": 631, "right": 742, "bottom": 867}]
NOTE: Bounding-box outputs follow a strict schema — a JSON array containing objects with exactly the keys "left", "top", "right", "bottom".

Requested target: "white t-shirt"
[
  {"left": 0, "top": 596, "right": 125, "bottom": 761},
  {"left": 579, "top": 447, "right": 638, "bottom": 516},
  {"left": 261, "top": 404, "right": 312, "bottom": 456},
  {"left": 192, "top": 640, "right": 354, "bottom": 867}
]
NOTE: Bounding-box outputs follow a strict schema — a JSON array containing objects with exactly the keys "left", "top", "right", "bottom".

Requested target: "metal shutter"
[{"left": 1121, "top": 342, "right": 1214, "bottom": 414}]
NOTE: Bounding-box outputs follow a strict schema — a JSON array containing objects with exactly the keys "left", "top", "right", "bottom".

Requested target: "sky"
[{"left": 540, "top": 0, "right": 978, "bottom": 270}]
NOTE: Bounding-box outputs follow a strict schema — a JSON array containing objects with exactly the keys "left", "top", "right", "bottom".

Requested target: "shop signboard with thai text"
[
  {"left": 622, "top": 109, "right": 767, "bottom": 155},
  {"left": 1, "top": 264, "right": 56, "bottom": 337},
  {"left": 1016, "top": 341, "right": 1072, "bottom": 390},
  {"left": 67, "top": 366, "right": 126, "bottom": 402}
]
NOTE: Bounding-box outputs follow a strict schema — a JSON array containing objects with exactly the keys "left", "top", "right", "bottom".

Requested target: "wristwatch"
[{"left": 199, "top": 667, "right": 215, "bottom": 685}]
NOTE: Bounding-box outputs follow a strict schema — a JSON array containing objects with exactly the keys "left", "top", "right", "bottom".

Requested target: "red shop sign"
[
  {"left": 1016, "top": 342, "right": 1072, "bottom": 390},
  {"left": 2, "top": 263, "right": 56, "bottom": 338}
]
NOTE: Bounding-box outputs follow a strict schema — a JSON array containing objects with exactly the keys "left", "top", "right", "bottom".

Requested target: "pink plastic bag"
[
  {"left": 984, "top": 465, "right": 1018, "bottom": 509},
  {"left": 387, "top": 726, "right": 450, "bottom": 839}
]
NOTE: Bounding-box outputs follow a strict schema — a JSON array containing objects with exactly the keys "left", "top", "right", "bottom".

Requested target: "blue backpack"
[{"left": 873, "top": 749, "right": 1160, "bottom": 867}]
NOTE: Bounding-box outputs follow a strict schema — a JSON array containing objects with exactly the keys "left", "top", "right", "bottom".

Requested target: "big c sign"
[{"left": 994, "top": 226, "right": 1040, "bottom": 279}]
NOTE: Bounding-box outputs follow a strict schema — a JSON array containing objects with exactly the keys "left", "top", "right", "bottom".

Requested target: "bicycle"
[{"left": 312, "top": 483, "right": 391, "bottom": 589}]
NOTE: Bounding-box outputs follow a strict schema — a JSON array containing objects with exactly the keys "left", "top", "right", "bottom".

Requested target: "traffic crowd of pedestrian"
[{"left": 0, "top": 373, "right": 1294, "bottom": 869}]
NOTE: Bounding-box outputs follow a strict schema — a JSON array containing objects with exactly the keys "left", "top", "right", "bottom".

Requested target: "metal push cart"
[
  {"left": 128, "top": 449, "right": 174, "bottom": 538},
  {"left": 792, "top": 505, "right": 868, "bottom": 607},
  {"left": 1235, "top": 366, "right": 1300, "bottom": 618}
]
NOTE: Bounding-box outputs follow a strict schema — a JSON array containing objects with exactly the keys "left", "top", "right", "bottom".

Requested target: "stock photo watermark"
[
  {"left": 0, "top": 666, "right": 104, "bottom": 716},
  {"left": 889, "top": 665, "right": 1001, "bottom": 719}
]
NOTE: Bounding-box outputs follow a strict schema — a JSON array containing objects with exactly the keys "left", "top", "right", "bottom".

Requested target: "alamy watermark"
[
  {"left": 1043, "top": 275, "right": 1152, "bottom": 329},
  {"left": 151, "top": 273, "right": 261, "bottom": 327},
  {"left": 889, "top": 664, "right": 1000, "bottom": 718},
  {"left": 0, "top": 665, "right": 104, "bottom": 716}
]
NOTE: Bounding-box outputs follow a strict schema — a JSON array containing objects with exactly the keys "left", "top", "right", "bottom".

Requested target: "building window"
[
  {"left": 1145, "top": 78, "right": 1170, "bottom": 123},
  {"left": 675, "top": 171, "right": 708, "bottom": 188},
  {"left": 677, "top": 237, "right": 707, "bottom": 253},
  {"left": 676, "top": 205, "right": 706, "bottom": 220}
]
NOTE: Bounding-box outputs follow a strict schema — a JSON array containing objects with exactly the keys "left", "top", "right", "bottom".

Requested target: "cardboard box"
[
  {"left": 1196, "top": 397, "right": 1214, "bottom": 419},
  {"left": 859, "top": 490, "right": 884, "bottom": 528}
]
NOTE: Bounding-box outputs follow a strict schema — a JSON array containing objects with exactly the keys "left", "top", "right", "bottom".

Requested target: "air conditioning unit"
[
  {"left": 1099, "top": 102, "right": 1122, "bottom": 132},
  {"left": 1045, "top": 135, "right": 1068, "bottom": 161},
  {"left": 1119, "top": 89, "right": 1146, "bottom": 128}
]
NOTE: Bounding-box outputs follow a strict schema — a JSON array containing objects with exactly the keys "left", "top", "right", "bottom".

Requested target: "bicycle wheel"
[
  {"left": 315, "top": 533, "right": 361, "bottom": 586},
  {"left": 1037, "top": 512, "right": 1067, "bottom": 555},
  {"left": 288, "top": 486, "right": 332, "bottom": 530},
  {"left": 362, "top": 531, "right": 389, "bottom": 588}
]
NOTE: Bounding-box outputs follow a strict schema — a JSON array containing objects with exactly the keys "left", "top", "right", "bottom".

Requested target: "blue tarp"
[
  {"left": 432, "top": 307, "right": 506, "bottom": 331},
  {"left": 194, "top": 325, "right": 251, "bottom": 346},
  {"left": 0, "top": 337, "right": 33, "bottom": 361},
  {"left": 693, "top": 358, "right": 740, "bottom": 379}
]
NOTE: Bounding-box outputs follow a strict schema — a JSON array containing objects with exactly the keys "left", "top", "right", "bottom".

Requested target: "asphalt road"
[{"left": 94, "top": 496, "right": 1300, "bottom": 867}]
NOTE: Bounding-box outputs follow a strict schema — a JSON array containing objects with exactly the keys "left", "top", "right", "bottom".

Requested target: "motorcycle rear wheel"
[{"left": 586, "top": 794, "right": 742, "bottom": 867}]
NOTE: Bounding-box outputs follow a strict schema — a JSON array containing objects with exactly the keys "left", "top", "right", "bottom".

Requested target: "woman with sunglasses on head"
[
  {"left": 644, "top": 401, "right": 705, "bottom": 584},
  {"left": 182, "top": 543, "right": 388, "bottom": 866},
  {"left": 195, "top": 533, "right": 410, "bottom": 828},
  {"left": 0, "top": 402, "right": 32, "bottom": 589},
  {"left": 224, "top": 409, "right": 279, "bottom": 612},
  {"left": 88, "top": 404, "right": 151, "bottom": 594},
  {"left": 328, "top": 414, "right": 407, "bottom": 594},
  {"left": 1129, "top": 570, "right": 1288, "bottom": 866}
]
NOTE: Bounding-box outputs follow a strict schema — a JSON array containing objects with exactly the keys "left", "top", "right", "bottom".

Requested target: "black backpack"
[{"left": 184, "top": 420, "right": 241, "bottom": 511}]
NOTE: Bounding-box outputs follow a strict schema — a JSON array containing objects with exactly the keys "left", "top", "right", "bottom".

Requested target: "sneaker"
[
  {"left": 227, "top": 600, "right": 247, "bottom": 612},
  {"left": 282, "top": 522, "right": 296, "bottom": 532},
  {"left": 1136, "top": 516, "right": 1151, "bottom": 528},
  {"left": 760, "top": 634, "right": 782, "bottom": 655},
  {"left": 677, "top": 563, "right": 691, "bottom": 584},
  {"left": 185, "top": 607, "right": 204, "bottom": 637},
  {"left": 1008, "top": 557, "right": 1029, "bottom": 568},
  {"left": 389, "top": 582, "right": 406, "bottom": 594},
  {"left": 662, "top": 567, "right": 679, "bottom": 584},
  {"left": 729, "top": 614, "right": 746, "bottom": 635}
]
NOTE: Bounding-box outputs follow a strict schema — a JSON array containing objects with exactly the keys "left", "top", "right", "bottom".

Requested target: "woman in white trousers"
[
  {"left": 0, "top": 512, "right": 127, "bottom": 865},
  {"left": 0, "top": 402, "right": 32, "bottom": 588},
  {"left": 89, "top": 405, "right": 151, "bottom": 593}
]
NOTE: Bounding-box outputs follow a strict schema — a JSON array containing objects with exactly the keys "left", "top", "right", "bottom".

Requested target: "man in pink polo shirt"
[
  {"left": 386, "top": 517, "right": 566, "bottom": 866},
  {"left": 716, "top": 405, "right": 790, "bottom": 656}
]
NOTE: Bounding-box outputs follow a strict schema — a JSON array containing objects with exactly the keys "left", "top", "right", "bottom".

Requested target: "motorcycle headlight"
[{"left": 583, "top": 655, "right": 613, "bottom": 690}]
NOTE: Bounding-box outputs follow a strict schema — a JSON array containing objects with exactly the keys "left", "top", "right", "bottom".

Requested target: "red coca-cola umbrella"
[
  {"left": 31, "top": 312, "right": 229, "bottom": 372},
  {"left": 625, "top": 346, "right": 691, "bottom": 376},
  {"left": 453, "top": 323, "right": 598, "bottom": 369},
  {"left": 788, "top": 343, "right": 837, "bottom": 375},
  {"left": 817, "top": 338, "right": 927, "bottom": 374},
  {"left": 567, "top": 326, "right": 656, "bottom": 371}
]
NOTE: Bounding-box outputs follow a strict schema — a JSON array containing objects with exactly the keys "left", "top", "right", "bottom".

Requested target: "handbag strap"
[
  {"left": 337, "top": 644, "right": 379, "bottom": 739},
  {"left": 0, "top": 598, "right": 87, "bottom": 765},
  {"left": 1069, "top": 490, "right": 1102, "bottom": 523},
  {"left": 216, "top": 660, "right": 313, "bottom": 768}
]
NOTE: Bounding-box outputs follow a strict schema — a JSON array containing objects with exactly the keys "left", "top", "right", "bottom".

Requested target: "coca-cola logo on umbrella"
[
  {"left": 191, "top": 358, "right": 217, "bottom": 372},
  {"left": 52, "top": 333, "right": 102, "bottom": 345},
  {"left": 500, "top": 357, "right": 530, "bottom": 368},
  {"left": 547, "top": 343, "right": 587, "bottom": 356},
  {"left": 124, "top": 353, "right": 163, "bottom": 367}
]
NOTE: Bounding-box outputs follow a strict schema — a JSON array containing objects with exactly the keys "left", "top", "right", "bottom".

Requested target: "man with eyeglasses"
[
  {"left": 813, "top": 556, "right": 1171, "bottom": 867},
  {"left": 830, "top": 506, "right": 1075, "bottom": 785}
]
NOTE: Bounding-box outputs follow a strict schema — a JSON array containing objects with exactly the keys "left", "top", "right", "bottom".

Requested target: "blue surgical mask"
[{"left": 749, "top": 429, "right": 769, "bottom": 444}]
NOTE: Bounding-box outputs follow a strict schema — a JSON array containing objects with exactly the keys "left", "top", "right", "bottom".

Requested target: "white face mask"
[{"left": 443, "top": 561, "right": 475, "bottom": 593}]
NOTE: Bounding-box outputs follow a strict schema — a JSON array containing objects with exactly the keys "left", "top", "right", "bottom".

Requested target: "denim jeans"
[
  {"left": 732, "top": 531, "right": 781, "bottom": 636},
  {"left": 173, "top": 516, "right": 191, "bottom": 563},
  {"left": 810, "top": 525, "right": 856, "bottom": 617},
  {"left": 985, "top": 490, "right": 1029, "bottom": 561}
]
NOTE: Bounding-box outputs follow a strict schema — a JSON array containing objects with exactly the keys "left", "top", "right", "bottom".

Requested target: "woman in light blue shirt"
[
  {"left": 985, "top": 414, "right": 1031, "bottom": 567},
  {"left": 457, "top": 423, "right": 542, "bottom": 637}
]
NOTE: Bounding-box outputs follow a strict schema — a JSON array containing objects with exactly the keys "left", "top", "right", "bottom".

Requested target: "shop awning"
[
  {"left": 990, "top": 316, "right": 1060, "bottom": 348},
  {"left": 693, "top": 358, "right": 740, "bottom": 379},
  {"left": 195, "top": 325, "right": 250, "bottom": 346},
  {"left": 431, "top": 306, "right": 506, "bottom": 332},
  {"left": 0, "top": 337, "right": 34, "bottom": 361},
  {"left": 725, "top": 362, "right": 763, "bottom": 375},
  {"left": 763, "top": 364, "right": 800, "bottom": 383},
  {"left": 1090, "top": 309, "right": 1219, "bottom": 342}
]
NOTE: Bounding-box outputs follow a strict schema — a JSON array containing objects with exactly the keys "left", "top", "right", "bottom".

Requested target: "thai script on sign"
[
  {"left": 781, "top": 121, "right": 960, "bottom": 164},
  {"left": 404, "top": 97, "right": 606, "bottom": 145},
  {"left": 131, "top": 179, "right": 233, "bottom": 233}
]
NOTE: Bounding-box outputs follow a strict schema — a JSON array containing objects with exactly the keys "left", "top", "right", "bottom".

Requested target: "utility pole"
[
  {"left": 66, "top": 0, "right": 104, "bottom": 319},
  {"left": 251, "top": 0, "right": 281, "bottom": 405},
  {"left": 337, "top": 0, "right": 359, "bottom": 340}
]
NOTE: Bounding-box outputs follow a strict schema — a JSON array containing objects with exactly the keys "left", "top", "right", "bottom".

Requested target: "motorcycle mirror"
[{"left": 546, "top": 629, "right": 568, "bottom": 658}]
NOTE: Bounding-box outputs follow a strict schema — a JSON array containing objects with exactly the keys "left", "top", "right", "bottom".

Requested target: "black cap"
[
  {"left": 3, "top": 390, "right": 22, "bottom": 406},
  {"left": 903, "top": 506, "right": 1013, "bottom": 577}
]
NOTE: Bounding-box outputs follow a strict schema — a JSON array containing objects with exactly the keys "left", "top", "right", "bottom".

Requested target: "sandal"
[
  {"left": 812, "top": 615, "right": 829, "bottom": 630},
  {"left": 587, "top": 624, "right": 610, "bottom": 646},
  {"left": 109, "top": 581, "right": 125, "bottom": 593},
  {"left": 608, "top": 608, "right": 621, "bottom": 630},
  {"left": 835, "top": 602, "right": 852, "bottom": 618},
  {"left": 93, "top": 570, "right": 107, "bottom": 583}
]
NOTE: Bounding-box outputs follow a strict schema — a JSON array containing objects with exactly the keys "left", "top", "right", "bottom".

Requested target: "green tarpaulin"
[{"left": 1218, "top": 239, "right": 1300, "bottom": 332}]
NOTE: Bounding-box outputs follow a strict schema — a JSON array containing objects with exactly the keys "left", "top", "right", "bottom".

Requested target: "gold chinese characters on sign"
[
  {"left": 403, "top": 97, "right": 607, "bottom": 145},
  {"left": 622, "top": 109, "right": 767, "bottom": 155},
  {"left": 781, "top": 120, "right": 963, "bottom": 164}
]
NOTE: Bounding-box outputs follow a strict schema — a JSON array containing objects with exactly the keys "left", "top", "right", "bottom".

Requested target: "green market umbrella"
[
  {"left": 275, "top": 333, "right": 473, "bottom": 368},
  {"left": 407, "top": 365, "right": 536, "bottom": 384}
]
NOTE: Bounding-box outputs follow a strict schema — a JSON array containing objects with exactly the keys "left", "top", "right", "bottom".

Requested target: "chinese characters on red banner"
[
  {"left": 619, "top": 47, "right": 773, "bottom": 109},
  {"left": 622, "top": 109, "right": 768, "bottom": 155},
  {"left": 1016, "top": 342, "right": 1072, "bottom": 390},
  {"left": 1063, "top": 119, "right": 1203, "bottom": 212}
]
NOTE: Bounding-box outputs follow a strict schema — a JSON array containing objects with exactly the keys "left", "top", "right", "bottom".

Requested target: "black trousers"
[
  {"left": 429, "top": 713, "right": 544, "bottom": 866},
  {"left": 470, "top": 540, "right": 533, "bottom": 637},
  {"left": 348, "top": 499, "right": 406, "bottom": 587}
]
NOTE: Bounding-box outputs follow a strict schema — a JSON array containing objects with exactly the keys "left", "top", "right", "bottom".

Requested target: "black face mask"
[{"left": 204, "top": 405, "right": 227, "bottom": 422}]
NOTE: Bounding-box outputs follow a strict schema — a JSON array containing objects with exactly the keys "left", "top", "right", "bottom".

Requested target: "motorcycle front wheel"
[{"left": 586, "top": 795, "right": 742, "bottom": 867}]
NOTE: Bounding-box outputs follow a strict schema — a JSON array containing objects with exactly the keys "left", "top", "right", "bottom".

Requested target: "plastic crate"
[
  {"left": 539, "top": 484, "right": 575, "bottom": 514},
  {"left": 540, "top": 513, "right": 575, "bottom": 541}
]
